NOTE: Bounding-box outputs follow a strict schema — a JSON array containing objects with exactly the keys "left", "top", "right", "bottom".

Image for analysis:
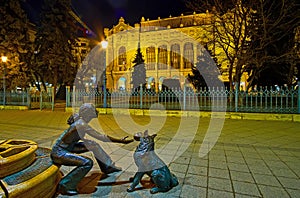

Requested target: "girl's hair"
[{"left": 67, "top": 113, "right": 80, "bottom": 125}]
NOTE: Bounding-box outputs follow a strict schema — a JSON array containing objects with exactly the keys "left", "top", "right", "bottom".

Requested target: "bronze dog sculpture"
[{"left": 127, "top": 130, "right": 178, "bottom": 194}]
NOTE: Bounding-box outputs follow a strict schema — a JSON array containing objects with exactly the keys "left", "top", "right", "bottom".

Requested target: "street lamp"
[
  {"left": 101, "top": 40, "right": 108, "bottom": 108},
  {"left": 1, "top": 56, "right": 7, "bottom": 106}
]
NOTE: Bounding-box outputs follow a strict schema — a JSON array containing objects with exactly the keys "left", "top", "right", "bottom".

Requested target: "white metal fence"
[
  {"left": 1, "top": 85, "right": 299, "bottom": 113},
  {"left": 66, "top": 84, "right": 300, "bottom": 114},
  {"left": 0, "top": 88, "right": 54, "bottom": 110}
]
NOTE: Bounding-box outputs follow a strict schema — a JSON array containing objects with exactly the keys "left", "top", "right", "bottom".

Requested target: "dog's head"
[{"left": 134, "top": 130, "right": 157, "bottom": 153}]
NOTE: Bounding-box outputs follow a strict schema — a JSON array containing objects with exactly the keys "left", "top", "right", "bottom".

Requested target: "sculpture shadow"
[{"left": 77, "top": 172, "right": 103, "bottom": 194}]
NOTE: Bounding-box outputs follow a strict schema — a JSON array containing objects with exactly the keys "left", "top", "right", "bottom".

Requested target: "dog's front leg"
[{"left": 127, "top": 172, "right": 144, "bottom": 192}]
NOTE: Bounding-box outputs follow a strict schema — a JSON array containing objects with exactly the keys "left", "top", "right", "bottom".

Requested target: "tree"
[
  {"left": 186, "top": 0, "right": 253, "bottom": 90},
  {"left": 187, "top": 46, "right": 222, "bottom": 90},
  {"left": 131, "top": 43, "right": 146, "bottom": 90},
  {"left": 34, "top": 0, "right": 78, "bottom": 93},
  {"left": 245, "top": 0, "right": 300, "bottom": 87},
  {"left": 185, "top": 0, "right": 300, "bottom": 89},
  {"left": 0, "top": 0, "right": 34, "bottom": 90}
]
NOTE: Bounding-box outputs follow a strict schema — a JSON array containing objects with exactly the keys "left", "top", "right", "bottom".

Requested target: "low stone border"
[
  {"left": 65, "top": 107, "right": 300, "bottom": 122},
  {"left": 0, "top": 106, "right": 28, "bottom": 110}
]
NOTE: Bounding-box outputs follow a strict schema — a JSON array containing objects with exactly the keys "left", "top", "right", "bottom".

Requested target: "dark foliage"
[
  {"left": 34, "top": 0, "right": 78, "bottom": 92},
  {"left": 0, "top": 0, "right": 34, "bottom": 90},
  {"left": 131, "top": 43, "right": 146, "bottom": 91},
  {"left": 187, "top": 46, "right": 222, "bottom": 90}
]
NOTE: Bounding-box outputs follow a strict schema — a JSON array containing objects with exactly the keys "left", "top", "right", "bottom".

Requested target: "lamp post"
[
  {"left": 101, "top": 40, "right": 108, "bottom": 108},
  {"left": 1, "top": 56, "right": 7, "bottom": 106}
]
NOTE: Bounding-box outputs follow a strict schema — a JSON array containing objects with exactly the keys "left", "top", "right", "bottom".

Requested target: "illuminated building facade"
[{"left": 103, "top": 11, "right": 233, "bottom": 91}]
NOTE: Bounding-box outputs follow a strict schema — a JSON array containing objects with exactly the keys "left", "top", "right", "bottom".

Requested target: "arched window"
[
  {"left": 158, "top": 45, "right": 167, "bottom": 69},
  {"left": 118, "top": 77, "right": 126, "bottom": 91},
  {"left": 183, "top": 42, "right": 193, "bottom": 69},
  {"left": 147, "top": 76, "right": 155, "bottom": 90},
  {"left": 146, "top": 46, "right": 155, "bottom": 70},
  {"left": 159, "top": 76, "right": 166, "bottom": 91},
  {"left": 197, "top": 43, "right": 205, "bottom": 59},
  {"left": 170, "top": 44, "right": 180, "bottom": 69},
  {"left": 118, "top": 46, "right": 126, "bottom": 71}
]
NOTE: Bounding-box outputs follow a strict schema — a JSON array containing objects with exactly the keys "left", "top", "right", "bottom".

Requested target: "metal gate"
[{"left": 29, "top": 88, "right": 54, "bottom": 110}]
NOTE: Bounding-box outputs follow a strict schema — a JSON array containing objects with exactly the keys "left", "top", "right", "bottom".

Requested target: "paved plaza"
[{"left": 0, "top": 110, "right": 299, "bottom": 197}]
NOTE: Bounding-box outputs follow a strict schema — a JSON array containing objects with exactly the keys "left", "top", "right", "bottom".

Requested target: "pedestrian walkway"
[{"left": 0, "top": 110, "right": 299, "bottom": 197}]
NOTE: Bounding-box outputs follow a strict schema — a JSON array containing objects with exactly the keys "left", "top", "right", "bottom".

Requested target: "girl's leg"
[{"left": 52, "top": 149, "right": 93, "bottom": 195}]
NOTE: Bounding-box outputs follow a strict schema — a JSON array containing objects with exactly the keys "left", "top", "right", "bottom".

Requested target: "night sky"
[
  {"left": 71, "top": 0, "right": 190, "bottom": 37},
  {"left": 25, "top": 0, "right": 191, "bottom": 38}
]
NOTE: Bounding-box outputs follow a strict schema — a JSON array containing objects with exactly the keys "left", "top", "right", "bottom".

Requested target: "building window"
[
  {"left": 118, "top": 46, "right": 126, "bottom": 71},
  {"left": 118, "top": 77, "right": 126, "bottom": 90},
  {"left": 146, "top": 46, "right": 155, "bottom": 70},
  {"left": 170, "top": 44, "right": 180, "bottom": 69},
  {"left": 197, "top": 43, "right": 205, "bottom": 59},
  {"left": 184, "top": 42, "right": 193, "bottom": 69},
  {"left": 158, "top": 45, "right": 167, "bottom": 69}
]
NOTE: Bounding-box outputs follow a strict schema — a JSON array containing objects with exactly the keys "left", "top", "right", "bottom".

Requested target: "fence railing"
[
  {"left": 1, "top": 85, "right": 299, "bottom": 114},
  {"left": 66, "top": 84, "right": 300, "bottom": 114},
  {"left": 0, "top": 88, "right": 54, "bottom": 110}
]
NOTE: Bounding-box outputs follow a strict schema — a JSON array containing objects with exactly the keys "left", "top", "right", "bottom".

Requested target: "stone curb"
[
  {"left": 0, "top": 106, "right": 28, "bottom": 110},
  {"left": 65, "top": 107, "right": 300, "bottom": 122}
]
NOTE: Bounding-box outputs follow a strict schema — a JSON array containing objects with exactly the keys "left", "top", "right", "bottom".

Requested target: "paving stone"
[
  {"left": 252, "top": 174, "right": 281, "bottom": 187},
  {"left": 226, "top": 156, "right": 246, "bottom": 164},
  {"left": 209, "top": 154, "right": 227, "bottom": 162},
  {"left": 243, "top": 158, "right": 265, "bottom": 165},
  {"left": 189, "top": 158, "right": 208, "bottom": 167},
  {"left": 235, "top": 193, "right": 261, "bottom": 198},
  {"left": 227, "top": 162, "right": 249, "bottom": 173},
  {"left": 258, "top": 185, "right": 290, "bottom": 198},
  {"left": 230, "top": 170, "right": 255, "bottom": 183},
  {"left": 169, "top": 163, "right": 188, "bottom": 174},
  {"left": 266, "top": 161, "right": 289, "bottom": 169},
  {"left": 187, "top": 165, "right": 207, "bottom": 176},
  {"left": 180, "top": 185, "right": 206, "bottom": 198},
  {"left": 232, "top": 181, "right": 261, "bottom": 197},
  {"left": 208, "top": 177, "right": 232, "bottom": 192},
  {"left": 173, "top": 156, "right": 191, "bottom": 165},
  {"left": 286, "top": 188, "right": 300, "bottom": 198},
  {"left": 269, "top": 167, "right": 298, "bottom": 178},
  {"left": 184, "top": 173, "right": 207, "bottom": 188},
  {"left": 209, "top": 167, "right": 230, "bottom": 179},
  {"left": 248, "top": 164, "right": 272, "bottom": 175},
  {"left": 208, "top": 189, "right": 234, "bottom": 198},
  {"left": 277, "top": 177, "right": 300, "bottom": 190},
  {"left": 209, "top": 160, "right": 228, "bottom": 169}
]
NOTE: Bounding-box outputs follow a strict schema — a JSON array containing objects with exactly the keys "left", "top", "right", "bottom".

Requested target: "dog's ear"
[
  {"left": 144, "top": 130, "right": 149, "bottom": 137},
  {"left": 151, "top": 134, "right": 157, "bottom": 138}
]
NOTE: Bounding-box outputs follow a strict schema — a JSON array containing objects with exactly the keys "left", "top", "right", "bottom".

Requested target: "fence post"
[
  {"left": 140, "top": 84, "right": 143, "bottom": 109},
  {"left": 22, "top": 88, "right": 25, "bottom": 105},
  {"left": 103, "top": 84, "right": 107, "bottom": 108},
  {"left": 183, "top": 83, "right": 186, "bottom": 111},
  {"left": 298, "top": 81, "right": 300, "bottom": 113},
  {"left": 51, "top": 87, "right": 55, "bottom": 111},
  {"left": 40, "top": 91, "right": 43, "bottom": 110},
  {"left": 27, "top": 88, "right": 31, "bottom": 109},
  {"left": 72, "top": 86, "right": 76, "bottom": 108},
  {"left": 66, "top": 86, "right": 70, "bottom": 108},
  {"left": 235, "top": 83, "right": 239, "bottom": 112}
]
